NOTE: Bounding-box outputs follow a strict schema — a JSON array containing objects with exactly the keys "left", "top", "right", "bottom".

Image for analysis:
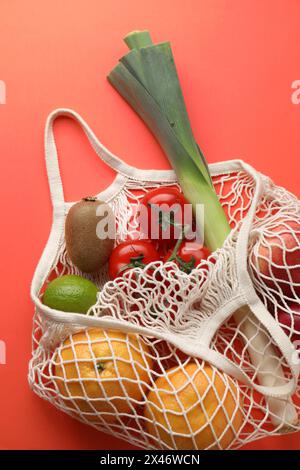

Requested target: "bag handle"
[
  {"left": 45, "top": 108, "right": 134, "bottom": 206},
  {"left": 35, "top": 295, "right": 297, "bottom": 400},
  {"left": 236, "top": 162, "right": 300, "bottom": 384},
  {"left": 45, "top": 108, "right": 177, "bottom": 207}
]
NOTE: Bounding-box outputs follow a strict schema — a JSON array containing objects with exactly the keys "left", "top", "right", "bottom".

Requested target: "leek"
[
  {"left": 108, "top": 30, "right": 297, "bottom": 428},
  {"left": 108, "top": 30, "right": 230, "bottom": 251}
]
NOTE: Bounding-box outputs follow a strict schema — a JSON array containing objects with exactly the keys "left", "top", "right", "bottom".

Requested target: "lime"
[{"left": 43, "top": 274, "right": 98, "bottom": 314}]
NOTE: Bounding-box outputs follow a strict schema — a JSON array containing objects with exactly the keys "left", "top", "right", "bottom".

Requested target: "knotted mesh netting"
[{"left": 29, "top": 162, "right": 300, "bottom": 450}]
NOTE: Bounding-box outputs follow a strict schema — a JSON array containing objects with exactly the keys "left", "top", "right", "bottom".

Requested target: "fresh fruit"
[
  {"left": 144, "top": 363, "right": 243, "bottom": 450},
  {"left": 65, "top": 197, "right": 115, "bottom": 273},
  {"left": 277, "top": 303, "right": 300, "bottom": 347},
  {"left": 43, "top": 274, "right": 98, "bottom": 314},
  {"left": 108, "top": 240, "right": 160, "bottom": 279},
  {"left": 251, "top": 218, "right": 300, "bottom": 297},
  {"left": 54, "top": 328, "right": 153, "bottom": 423},
  {"left": 164, "top": 240, "right": 211, "bottom": 274},
  {"left": 140, "top": 187, "right": 188, "bottom": 249}
]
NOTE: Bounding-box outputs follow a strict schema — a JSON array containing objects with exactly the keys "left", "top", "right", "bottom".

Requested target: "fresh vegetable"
[
  {"left": 65, "top": 197, "right": 115, "bottom": 273},
  {"left": 108, "top": 240, "right": 160, "bottom": 279},
  {"left": 251, "top": 218, "right": 300, "bottom": 297},
  {"left": 54, "top": 328, "right": 153, "bottom": 423},
  {"left": 108, "top": 31, "right": 230, "bottom": 252},
  {"left": 144, "top": 363, "right": 243, "bottom": 450},
  {"left": 43, "top": 274, "right": 98, "bottom": 314},
  {"left": 164, "top": 240, "right": 211, "bottom": 274},
  {"left": 140, "top": 187, "right": 188, "bottom": 249},
  {"left": 108, "top": 30, "right": 297, "bottom": 427}
]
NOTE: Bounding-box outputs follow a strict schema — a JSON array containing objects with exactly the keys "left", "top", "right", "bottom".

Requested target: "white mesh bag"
[{"left": 29, "top": 108, "right": 300, "bottom": 450}]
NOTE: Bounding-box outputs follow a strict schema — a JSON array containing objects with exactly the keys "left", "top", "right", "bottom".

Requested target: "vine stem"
[{"left": 166, "top": 224, "right": 190, "bottom": 262}]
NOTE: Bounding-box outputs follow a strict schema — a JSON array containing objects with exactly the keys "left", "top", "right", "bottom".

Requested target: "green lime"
[{"left": 43, "top": 274, "right": 98, "bottom": 314}]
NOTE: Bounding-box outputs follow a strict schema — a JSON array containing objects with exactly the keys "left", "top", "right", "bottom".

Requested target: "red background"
[{"left": 0, "top": 0, "right": 300, "bottom": 450}]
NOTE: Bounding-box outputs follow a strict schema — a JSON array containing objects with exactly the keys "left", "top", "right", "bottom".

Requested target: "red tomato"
[
  {"left": 163, "top": 240, "right": 211, "bottom": 274},
  {"left": 109, "top": 240, "right": 160, "bottom": 279},
  {"left": 140, "top": 187, "right": 189, "bottom": 249}
]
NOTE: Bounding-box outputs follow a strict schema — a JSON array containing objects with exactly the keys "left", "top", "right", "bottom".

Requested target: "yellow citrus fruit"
[
  {"left": 54, "top": 328, "right": 153, "bottom": 423},
  {"left": 144, "top": 362, "right": 243, "bottom": 450}
]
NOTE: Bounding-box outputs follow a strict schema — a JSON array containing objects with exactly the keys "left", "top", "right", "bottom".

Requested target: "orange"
[
  {"left": 54, "top": 328, "right": 153, "bottom": 423},
  {"left": 144, "top": 362, "right": 243, "bottom": 450}
]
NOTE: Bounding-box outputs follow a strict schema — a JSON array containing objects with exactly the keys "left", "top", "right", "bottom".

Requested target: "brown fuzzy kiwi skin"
[{"left": 65, "top": 198, "right": 115, "bottom": 273}]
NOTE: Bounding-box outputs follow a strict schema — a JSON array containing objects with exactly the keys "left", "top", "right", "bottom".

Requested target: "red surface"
[{"left": 0, "top": 0, "right": 300, "bottom": 450}]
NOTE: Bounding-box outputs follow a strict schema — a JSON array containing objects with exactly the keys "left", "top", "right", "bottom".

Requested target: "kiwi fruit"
[{"left": 65, "top": 197, "right": 115, "bottom": 273}]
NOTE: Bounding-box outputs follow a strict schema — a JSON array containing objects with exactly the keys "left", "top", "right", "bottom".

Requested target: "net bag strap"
[
  {"left": 44, "top": 107, "right": 177, "bottom": 208},
  {"left": 35, "top": 299, "right": 297, "bottom": 400},
  {"left": 236, "top": 161, "right": 300, "bottom": 386}
]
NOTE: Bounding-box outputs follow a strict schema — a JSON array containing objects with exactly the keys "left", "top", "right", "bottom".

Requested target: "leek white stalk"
[
  {"left": 108, "top": 30, "right": 297, "bottom": 427},
  {"left": 234, "top": 306, "right": 298, "bottom": 427}
]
